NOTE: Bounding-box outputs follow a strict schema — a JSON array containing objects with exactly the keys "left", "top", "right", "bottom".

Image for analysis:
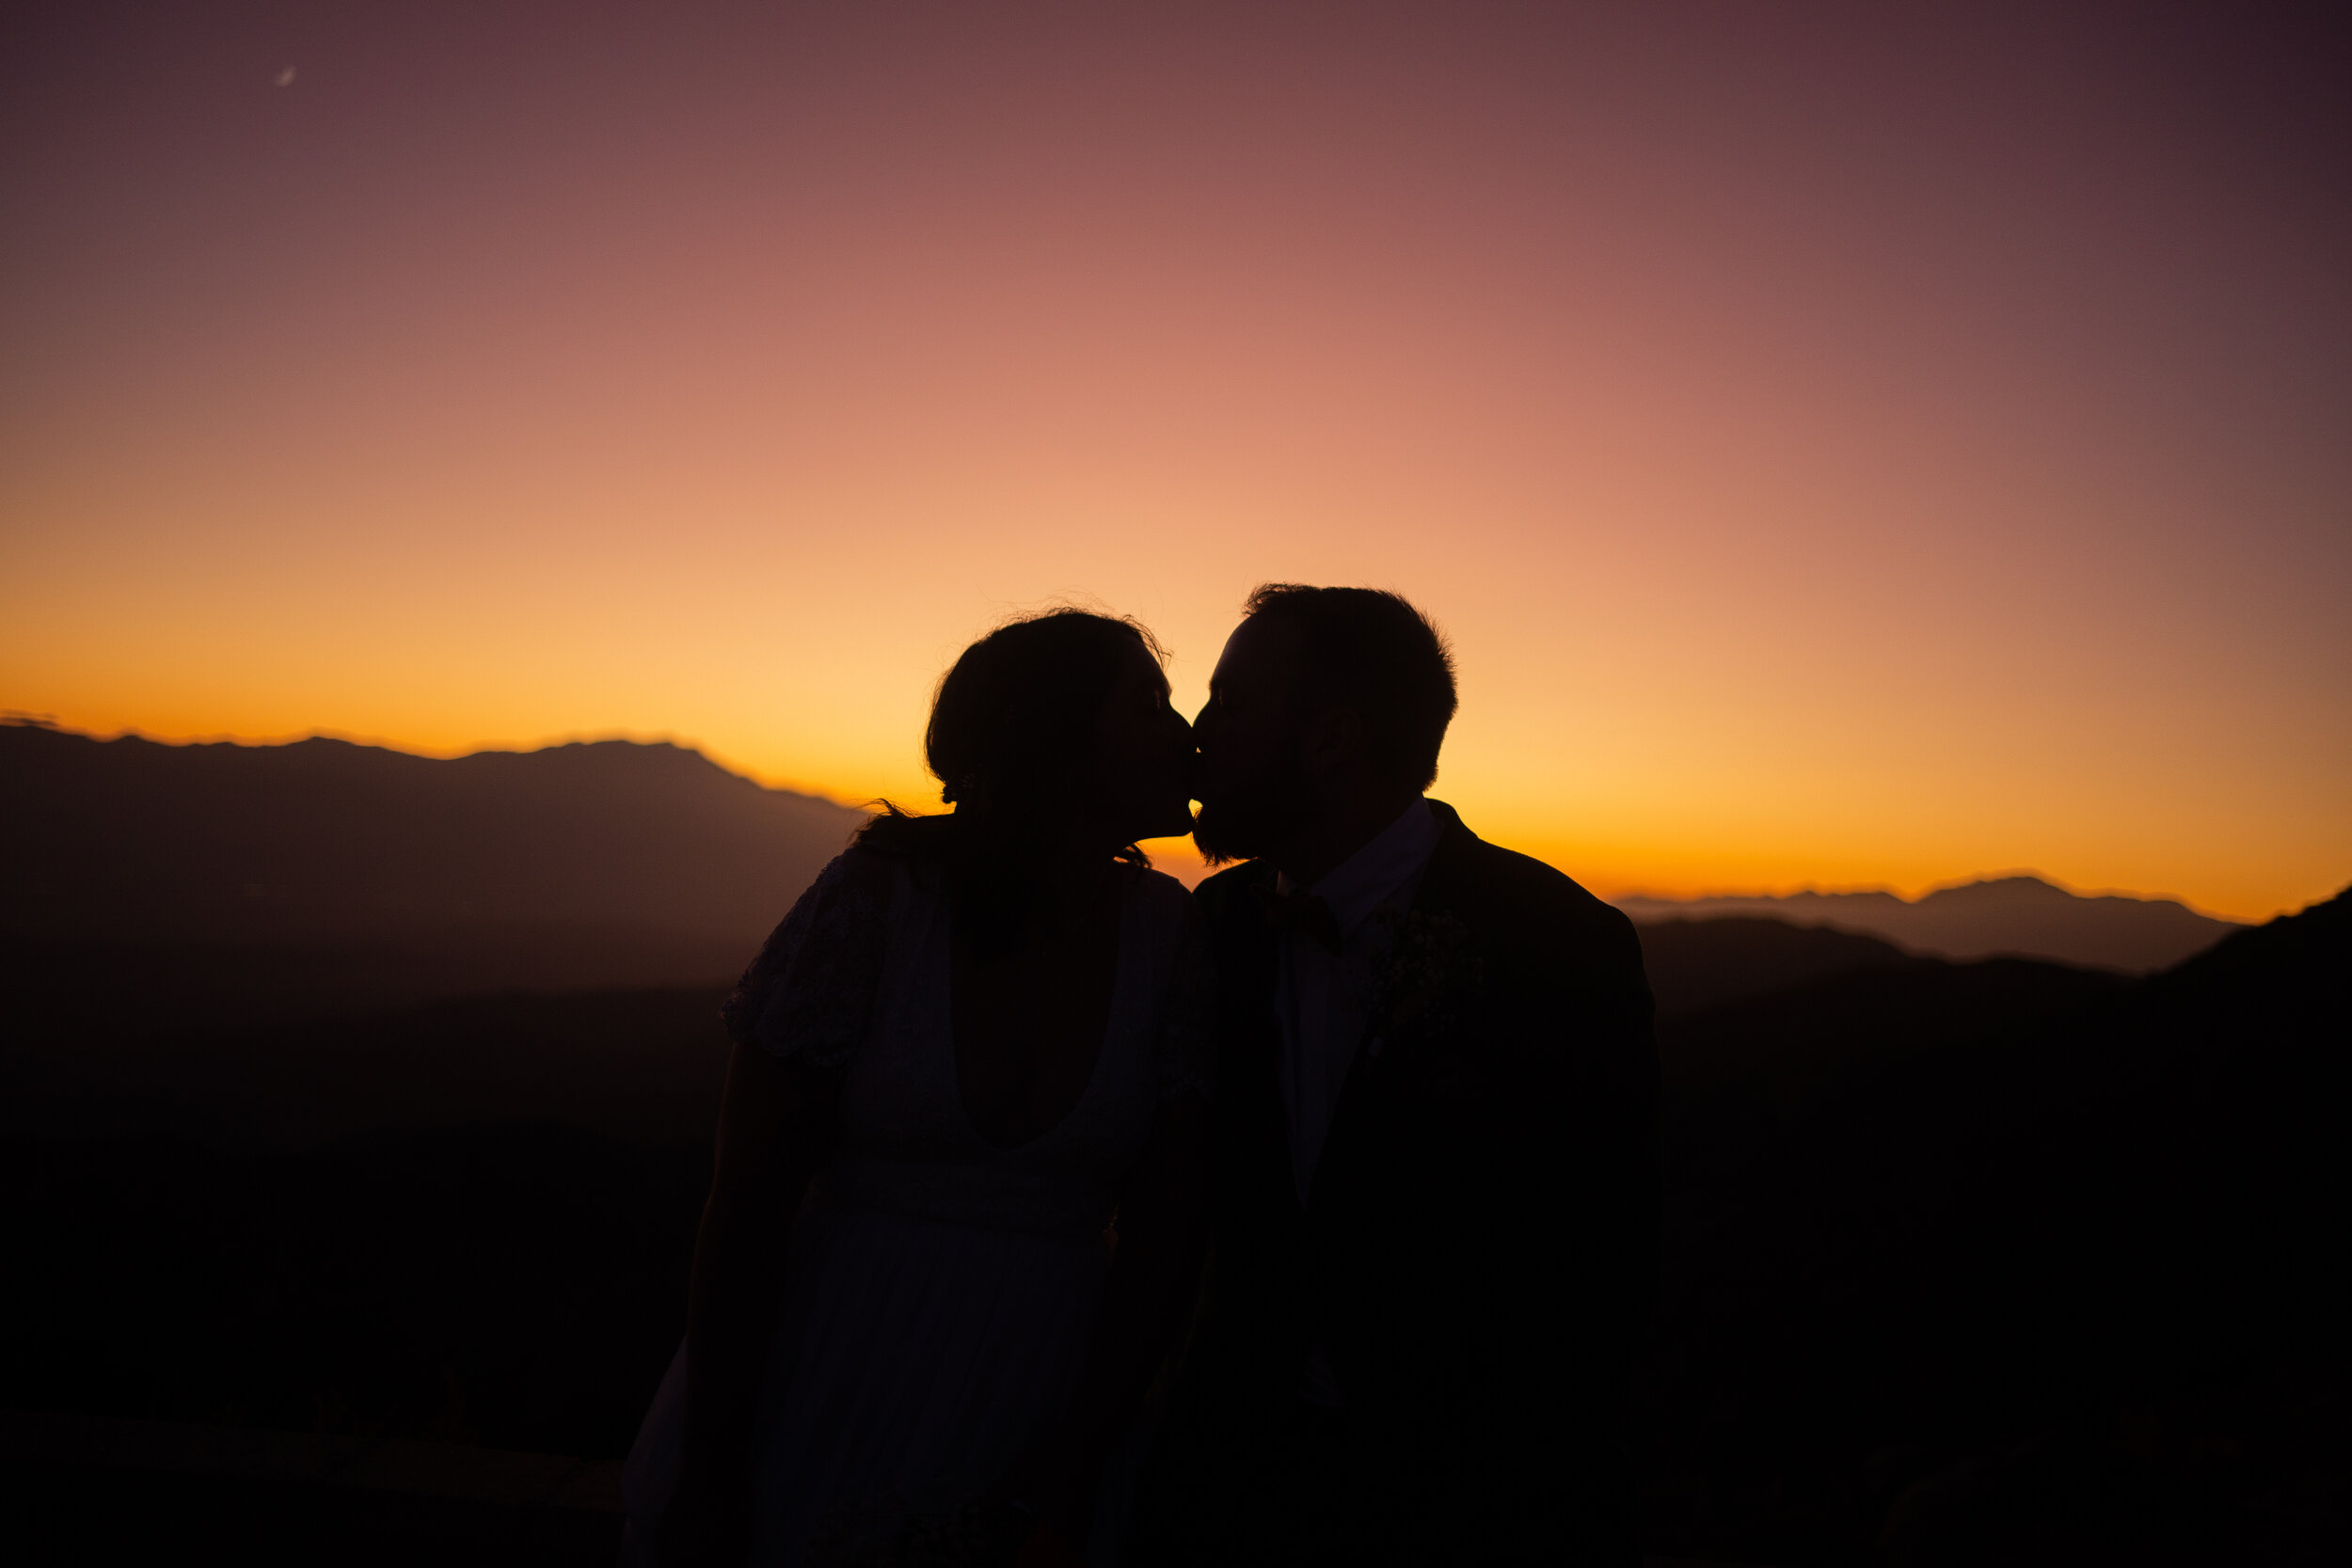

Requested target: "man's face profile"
[{"left": 1191, "top": 612, "right": 1317, "bottom": 864}]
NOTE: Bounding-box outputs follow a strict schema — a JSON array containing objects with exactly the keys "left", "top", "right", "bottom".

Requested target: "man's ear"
[{"left": 1298, "top": 705, "right": 1366, "bottom": 779}]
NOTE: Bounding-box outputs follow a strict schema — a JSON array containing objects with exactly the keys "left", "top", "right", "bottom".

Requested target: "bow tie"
[{"left": 1254, "top": 881, "right": 1343, "bottom": 955}]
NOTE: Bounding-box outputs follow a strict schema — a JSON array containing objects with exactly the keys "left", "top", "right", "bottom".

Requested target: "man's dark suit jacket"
[{"left": 1135, "top": 800, "right": 1659, "bottom": 1564}]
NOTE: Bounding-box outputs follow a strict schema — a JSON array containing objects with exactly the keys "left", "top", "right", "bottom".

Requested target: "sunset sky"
[{"left": 4, "top": 2, "right": 2346, "bottom": 921}]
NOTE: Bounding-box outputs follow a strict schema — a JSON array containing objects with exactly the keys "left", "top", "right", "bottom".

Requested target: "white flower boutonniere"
[{"left": 1367, "top": 906, "right": 1483, "bottom": 1057}]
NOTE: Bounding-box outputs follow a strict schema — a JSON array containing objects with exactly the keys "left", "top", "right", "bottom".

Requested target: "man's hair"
[{"left": 1243, "top": 583, "right": 1457, "bottom": 791}]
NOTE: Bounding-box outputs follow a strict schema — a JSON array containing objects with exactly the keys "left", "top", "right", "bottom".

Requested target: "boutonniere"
[{"left": 1367, "top": 906, "right": 1483, "bottom": 1056}]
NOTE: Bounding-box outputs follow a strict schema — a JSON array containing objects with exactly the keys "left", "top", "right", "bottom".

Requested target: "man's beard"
[{"left": 1192, "top": 752, "right": 1317, "bottom": 867}]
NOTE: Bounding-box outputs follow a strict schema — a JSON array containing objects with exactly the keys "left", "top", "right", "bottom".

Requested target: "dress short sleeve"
[
  {"left": 1157, "top": 894, "right": 1216, "bottom": 1102},
  {"left": 720, "top": 848, "right": 892, "bottom": 1069}
]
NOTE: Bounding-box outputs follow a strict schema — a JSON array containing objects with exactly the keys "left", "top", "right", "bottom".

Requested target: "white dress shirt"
[{"left": 1274, "top": 797, "right": 1441, "bottom": 1405}]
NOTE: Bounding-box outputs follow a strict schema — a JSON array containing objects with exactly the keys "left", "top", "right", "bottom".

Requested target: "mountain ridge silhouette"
[
  {"left": 1, "top": 719, "right": 2256, "bottom": 1003},
  {"left": 1614, "top": 873, "right": 2240, "bottom": 973},
  {"left": 1, "top": 719, "right": 870, "bottom": 1006}
]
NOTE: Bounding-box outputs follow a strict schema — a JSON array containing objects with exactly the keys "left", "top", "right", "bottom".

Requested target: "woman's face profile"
[{"left": 1089, "top": 637, "right": 1198, "bottom": 846}]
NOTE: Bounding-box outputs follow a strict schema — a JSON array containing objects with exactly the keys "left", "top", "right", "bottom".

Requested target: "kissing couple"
[{"left": 624, "top": 585, "right": 1659, "bottom": 1567}]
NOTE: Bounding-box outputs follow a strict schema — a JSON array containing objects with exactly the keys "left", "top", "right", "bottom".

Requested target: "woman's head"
[{"left": 896, "top": 608, "right": 1196, "bottom": 860}]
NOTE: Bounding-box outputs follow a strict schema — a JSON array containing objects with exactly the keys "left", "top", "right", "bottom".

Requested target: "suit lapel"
[{"left": 1304, "top": 801, "right": 1481, "bottom": 1230}]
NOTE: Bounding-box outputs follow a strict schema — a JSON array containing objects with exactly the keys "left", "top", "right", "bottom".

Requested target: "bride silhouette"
[{"left": 624, "top": 610, "right": 1212, "bottom": 1567}]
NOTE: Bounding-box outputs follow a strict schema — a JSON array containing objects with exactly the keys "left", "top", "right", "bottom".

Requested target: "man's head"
[{"left": 1191, "top": 584, "right": 1457, "bottom": 866}]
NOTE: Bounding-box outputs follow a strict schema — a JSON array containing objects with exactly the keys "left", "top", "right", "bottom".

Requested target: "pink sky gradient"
[{"left": 4, "top": 2, "right": 2346, "bottom": 919}]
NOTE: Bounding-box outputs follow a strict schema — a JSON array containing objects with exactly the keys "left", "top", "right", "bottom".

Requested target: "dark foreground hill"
[
  {"left": 1634, "top": 917, "right": 1920, "bottom": 1019},
  {"left": 1, "top": 861, "right": 2343, "bottom": 1560},
  {"left": 1617, "top": 874, "right": 2243, "bottom": 974},
  {"left": 0, "top": 913, "right": 1902, "bottom": 1139},
  {"left": 1, "top": 985, "right": 734, "bottom": 1147},
  {"left": 0, "top": 720, "right": 868, "bottom": 1018},
  {"left": 1645, "top": 884, "right": 2349, "bottom": 1562}
]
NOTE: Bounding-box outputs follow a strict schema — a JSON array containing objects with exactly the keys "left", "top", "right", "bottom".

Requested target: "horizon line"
[{"left": 7, "top": 713, "right": 2319, "bottom": 923}]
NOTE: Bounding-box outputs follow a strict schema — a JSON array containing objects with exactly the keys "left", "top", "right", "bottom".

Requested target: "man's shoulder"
[
  {"left": 1459, "top": 837, "right": 1623, "bottom": 923},
  {"left": 1428, "top": 807, "right": 1643, "bottom": 970}
]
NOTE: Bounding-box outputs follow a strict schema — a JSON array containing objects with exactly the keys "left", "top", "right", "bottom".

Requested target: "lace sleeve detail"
[
  {"left": 720, "top": 848, "right": 891, "bottom": 1069},
  {"left": 1157, "top": 895, "right": 1217, "bottom": 1102}
]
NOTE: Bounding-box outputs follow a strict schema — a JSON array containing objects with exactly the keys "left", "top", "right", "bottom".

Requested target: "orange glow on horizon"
[
  {"left": 3, "top": 5, "right": 2345, "bottom": 927},
  {"left": 9, "top": 707, "right": 2317, "bottom": 927}
]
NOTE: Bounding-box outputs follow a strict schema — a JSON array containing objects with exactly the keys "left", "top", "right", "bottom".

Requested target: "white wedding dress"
[{"left": 622, "top": 846, "right": 1212, "bottom": 1566}]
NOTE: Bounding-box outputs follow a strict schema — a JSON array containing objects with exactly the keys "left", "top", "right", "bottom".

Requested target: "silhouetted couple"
[{"left": 623, "top": 586, "right": 1659, "bottom": 1567}]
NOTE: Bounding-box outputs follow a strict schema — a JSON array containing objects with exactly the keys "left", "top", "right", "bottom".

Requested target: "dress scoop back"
[{"left": 622, "top": 845, "right": 1213, "bottom": 1566}]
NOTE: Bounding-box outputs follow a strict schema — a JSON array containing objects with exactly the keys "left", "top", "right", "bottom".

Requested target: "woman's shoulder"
[
  {"left": 771, "top": 843, "right": 900, "bottom": 927},
  {"left": 1128, "top": 865, "right": 1207, "bottom": 960},
  {"left": 1131, "top": 863, "right": 1201, "bottom": 912},
  {"left": 844, "top": 815, "right": 957, "bottom": 896},
  {"left": 831, "top": 839, "right": 905, "bottom": 895},
  {"left": 723, "top": 843, "right": 900, "bottom": 1056}
]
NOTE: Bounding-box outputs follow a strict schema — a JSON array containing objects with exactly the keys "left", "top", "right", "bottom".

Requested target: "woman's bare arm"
[{"left": 661, "top": 1042, "right": 840, "bottom": 1564}]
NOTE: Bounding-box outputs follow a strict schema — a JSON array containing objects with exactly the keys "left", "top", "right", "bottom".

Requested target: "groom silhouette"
[{"left": 1130, "top": 585, "right": 1658, "bottom": 1566}]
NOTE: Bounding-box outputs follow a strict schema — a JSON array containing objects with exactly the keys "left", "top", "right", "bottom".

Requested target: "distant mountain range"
[
  {"left": 1613, "top": 876, "right": 2241, "bottom": 974},
  {"left": 1, "top": 720, "right": 870, "bottom": 1011},
  {"left": 0, "top": 720, "right": 2259, "bottom": 1022}
]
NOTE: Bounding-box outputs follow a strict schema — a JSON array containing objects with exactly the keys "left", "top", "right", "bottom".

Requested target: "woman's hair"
[{"left": 858, "top": 608, "right": 1165, "bottom": 953}]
